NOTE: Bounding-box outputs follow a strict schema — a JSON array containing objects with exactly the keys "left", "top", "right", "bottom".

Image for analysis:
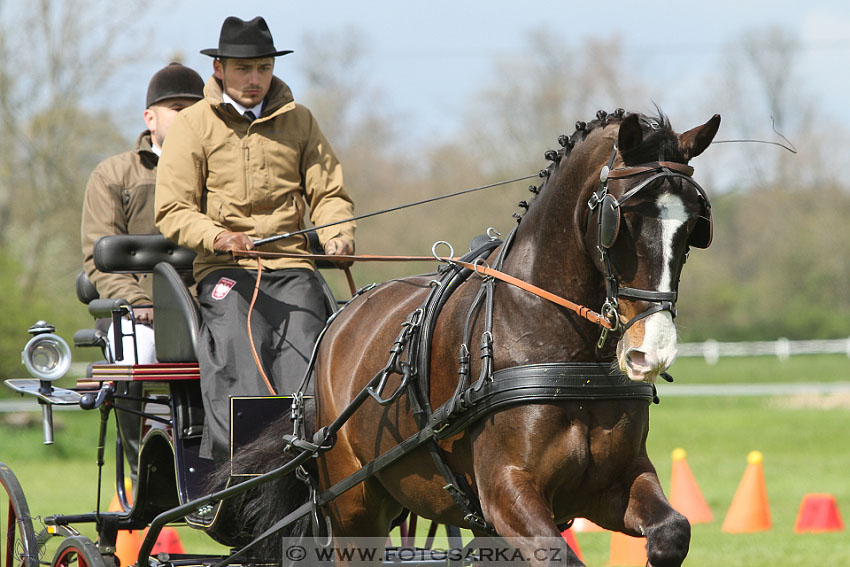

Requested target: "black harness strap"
[
  {"left": 310, "top": 363, "right": 655, "bottom": 527},
  {"left": 413, "top": 237, "right": 504, "bottom": 416},
  {"left": 144, "top": 360, "right": 657, "bottom": 567},
  {"left": 404, "top": 236, "right": 504, "bottom": 532},
  {"left": 431, "top": 363, "right": 656, "bottom": 439}
]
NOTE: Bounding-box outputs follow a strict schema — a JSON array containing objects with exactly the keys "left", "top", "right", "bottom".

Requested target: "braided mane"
[
  {"left": 520, "top": 108, "right": 683, "bottom": 218},
  {"left": 581, "top": 109, "right": 682, "bottom": 165}
]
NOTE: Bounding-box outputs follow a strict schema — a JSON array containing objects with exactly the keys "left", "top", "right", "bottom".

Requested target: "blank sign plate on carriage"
[{"left": 230, "top": 395, "right": 303, "bottom": 476}]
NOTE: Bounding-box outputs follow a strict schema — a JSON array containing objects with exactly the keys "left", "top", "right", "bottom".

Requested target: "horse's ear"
[
  {"left": 678, "top": 114, "right": 721, "bottom": 161},
  {"left": 617, "top": 113, "right": 643, "bottom": 154}
]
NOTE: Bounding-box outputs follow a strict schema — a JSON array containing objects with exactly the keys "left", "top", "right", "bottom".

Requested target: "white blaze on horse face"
[
  {"left": 657, "top": 193, "right": 689, "bottom": 292},
  {"left": 620, "top": 193, "right": 687, "bottom": 382}
]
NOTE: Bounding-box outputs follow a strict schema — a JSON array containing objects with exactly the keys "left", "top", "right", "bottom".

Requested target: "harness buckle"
[
  {"left": 463, "top": 512, "right": 494, "bottom": 532},
  {"left": 597, "top": 301, "right": 620, "bottom": 348}
]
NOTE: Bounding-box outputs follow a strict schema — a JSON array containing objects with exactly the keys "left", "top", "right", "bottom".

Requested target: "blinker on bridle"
[{"left": 587, "top": 143, "right": 713, "bottom": 347}]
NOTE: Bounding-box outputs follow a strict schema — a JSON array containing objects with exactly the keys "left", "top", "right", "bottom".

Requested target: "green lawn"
[
  {"left": 3, "top": 355, "right": 850, "bottom": 565},
  {"left": 667, "top": 353, "right": 850, "bottom": 384},
  {"left": 395, "top": 392, "right": 850, "bottom": 567}
]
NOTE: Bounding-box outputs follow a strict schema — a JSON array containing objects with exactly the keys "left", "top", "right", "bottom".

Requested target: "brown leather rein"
[
  {"left": 234, "top": 250, "right": 615, "bottom": 331},
  {"left": 236, "top": 161, "right": 694, "bottom": 393}
]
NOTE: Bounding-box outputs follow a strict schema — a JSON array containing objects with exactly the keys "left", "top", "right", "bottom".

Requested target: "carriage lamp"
[
  {"left": 21, "top": 321, "right": 72, "bottom": 444},
  {"left": 22, "top": 321, "right": 72, "bottom": 381}
]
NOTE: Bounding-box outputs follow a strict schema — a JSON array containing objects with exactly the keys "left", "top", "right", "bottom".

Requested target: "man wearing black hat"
[
  {"left": 81, "top": 61, "right": 205, "bottom": 477},
  {"left": 156, "top": 17, "right": 356, "bottom": 464}
]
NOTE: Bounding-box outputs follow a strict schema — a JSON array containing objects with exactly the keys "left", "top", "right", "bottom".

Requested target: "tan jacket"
[
  {"left": 155, "top": 76, "right": 355, "bottom": 282},
  {"left": 81, "top": 132, "right": 158, "bottom": 305}
]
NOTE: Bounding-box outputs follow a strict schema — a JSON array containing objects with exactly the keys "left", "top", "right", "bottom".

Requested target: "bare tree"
[
  {"left": 708, "top": 27, "right": 820, "bottom": 188},
  {"left": 456, "top": 32, "right": 642, "bottom": 180},
  {"left": 0, "top": 0, "right": 150, "bottom": 296}
]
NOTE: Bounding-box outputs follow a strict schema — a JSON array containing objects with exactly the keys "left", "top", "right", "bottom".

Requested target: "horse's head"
[{"left": 581, "top": 112, "right": 720, "bottom": 382}]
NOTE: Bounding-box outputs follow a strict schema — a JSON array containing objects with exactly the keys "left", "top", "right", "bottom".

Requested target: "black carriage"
[
  {"left": 0, "top": 236, "right": 448, "bottom": 567},
  {"left": 2, "top": 234, "right": 463, "bottom": 567}
]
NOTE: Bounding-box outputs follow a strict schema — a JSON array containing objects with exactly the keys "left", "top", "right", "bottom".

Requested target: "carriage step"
[{"left": 3, "top": 379, "right": 83, "bottom": 405}]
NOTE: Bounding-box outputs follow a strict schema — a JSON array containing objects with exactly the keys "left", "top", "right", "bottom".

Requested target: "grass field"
[{"left": 2, "top": 354, "right": 850, "bottom": 565}]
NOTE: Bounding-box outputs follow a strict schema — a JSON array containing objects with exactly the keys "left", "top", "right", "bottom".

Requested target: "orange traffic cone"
[
  {"left": 794, "top": 493, "right": 844, "bottom": 533},
  {"left": 608, "top": 532, "right": 647, "bottom": 566},
  {"left": 572, "top": 517, "right": 604, "bottom": 532},
  {"left": 108, "top": 484, "right": 139, "bottom": 567},
  {"left": 560, "top": 525, "right": 584, "bottom": 563},
  {"left": 721, "top": 451, "right": 771, "bottom": 533},
  {"left": 148, "top": 527, "right": 185, "bottom": 555},
  {"left": 669, "top": 448, "right": 713, "bottom": 524}
]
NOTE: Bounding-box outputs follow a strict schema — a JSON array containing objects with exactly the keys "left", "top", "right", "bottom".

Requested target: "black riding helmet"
[{"left": 145, "top": 62, "right": 205, "bottom": 108}]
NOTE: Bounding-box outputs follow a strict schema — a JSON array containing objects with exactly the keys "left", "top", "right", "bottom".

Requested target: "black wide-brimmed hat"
[{"left": 200, "top": 16, "right": 292, "bottom": 59}]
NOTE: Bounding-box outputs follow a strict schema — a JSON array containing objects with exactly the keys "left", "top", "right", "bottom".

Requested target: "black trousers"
[{"left": 196, "top": 268, "right": 329, "bottom": 462}]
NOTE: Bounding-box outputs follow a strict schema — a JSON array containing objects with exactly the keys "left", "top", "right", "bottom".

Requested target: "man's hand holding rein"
[
  {"left": 214, "top": 231, "right": 255, "bottom": 253},
  {"left": 324, "top": 237, "right": 354, "bottom": 268}
]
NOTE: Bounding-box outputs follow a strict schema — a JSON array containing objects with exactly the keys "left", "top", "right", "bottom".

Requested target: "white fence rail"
[{"left": 677, "top": 338, "right": 850, "bottom": 365}]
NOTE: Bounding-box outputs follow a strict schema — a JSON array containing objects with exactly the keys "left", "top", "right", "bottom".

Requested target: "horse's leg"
[
  {"left": 619, "top": 465, "right": 690, "bottom": 567},
  {"left": 591, "top": 456, "right": 689, "bottom": 567},
  {"left": 478, "top": 467, "right": 585, "bottom": 567},
  {"left": 321, "top": 476, "right": 399, "bottom": 567}
]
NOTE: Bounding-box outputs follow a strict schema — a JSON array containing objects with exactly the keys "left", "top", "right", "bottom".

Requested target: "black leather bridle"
[{"left": 587, "top": 144, "right": 713, "bottom": 347}]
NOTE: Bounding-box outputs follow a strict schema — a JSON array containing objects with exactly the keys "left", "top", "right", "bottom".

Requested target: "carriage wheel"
[
  {"left": 0, "top": 463, "right": 40, "bottom": 567},
  {"left": 51, "top": 537, "right": 109, "bottom": 567}
]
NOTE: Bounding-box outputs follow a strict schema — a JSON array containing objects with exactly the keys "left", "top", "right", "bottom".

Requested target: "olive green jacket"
[
  {"left": 155, "top": 76, "right": 355, "bottom": 282},
  {"left": 81, "top": 132, "right": 158, "bottom": 305}
]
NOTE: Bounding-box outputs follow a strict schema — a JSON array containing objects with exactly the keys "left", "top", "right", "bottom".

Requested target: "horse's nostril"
[{"left": 626, "top": 349, "right": 648, "bottom": 370}]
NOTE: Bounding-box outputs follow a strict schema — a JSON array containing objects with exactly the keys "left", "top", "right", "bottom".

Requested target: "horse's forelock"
[
  {"left": 521, "top": 109, "right": 682, "bottom": 219},
  {"left": 576, "top": 110, "right": 683, "bottom": 166},
  {"left": 619, "top": 111, "right": 684, "bottom": 166}
]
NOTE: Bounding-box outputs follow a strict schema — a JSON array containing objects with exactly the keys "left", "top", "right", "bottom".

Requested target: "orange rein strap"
[
  {"left": 450, "top": 259, "right": 615, "bottom": 330},
  {"left": 234, "top": 250, "right": 614, "bottom": 331},
  {"left": 247, "top": 257, "right": 278, "bottom": 395}
]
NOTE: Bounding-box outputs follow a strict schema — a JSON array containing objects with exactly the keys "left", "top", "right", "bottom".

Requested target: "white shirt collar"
[
  {"left": 150, "top": 143, "right": 162, "bottom": 157},
  {"left": 222, "top": 92, "right": 263, "bottom": 119}
]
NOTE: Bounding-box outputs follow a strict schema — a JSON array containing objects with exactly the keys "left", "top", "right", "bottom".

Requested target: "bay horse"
[{"left": 311, "top": 109, "right": 720, "bottom": 566}]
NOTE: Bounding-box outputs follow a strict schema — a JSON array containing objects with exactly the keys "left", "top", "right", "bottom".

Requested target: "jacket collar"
[
  {"left": 135, "top": 131, "right": 158, "bottom": 166},
  {"left": 204, "top": 75, "right": 295, "bottom": 119}
]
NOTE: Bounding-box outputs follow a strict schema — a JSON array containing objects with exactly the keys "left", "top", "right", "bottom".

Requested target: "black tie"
[{"left": 244, "top": 110, "right": 256, "bottom": 122}]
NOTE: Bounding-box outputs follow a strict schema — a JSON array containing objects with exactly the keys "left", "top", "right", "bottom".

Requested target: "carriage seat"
[
  {"left": 152, "top": 262, "right": 200, "bottom": 363},
  {"left": 76, "top": 269, "right": 100, "bottom": 305},
  {"left": 93, "top": 234, "right": 196, "bottom": 274},
  {"left": 74, "top": 235, "right": 197, "bottom": 353},
  {"left": 73, "top": 271, "right": 108, "bottom": 354},
  {"left": 89, "top": 234, "right": 198, "bottom": 361}
]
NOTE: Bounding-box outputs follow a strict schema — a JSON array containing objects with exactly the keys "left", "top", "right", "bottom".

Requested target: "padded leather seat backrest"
[
  {"left": 76, "top": 270, "right": 100, "bottom": 304},
  {"left": 94, "top": 234, "right": 195, "bottom": 274},
  {"left": 153, "top": 262, "right": 200, "bottom": 362}
]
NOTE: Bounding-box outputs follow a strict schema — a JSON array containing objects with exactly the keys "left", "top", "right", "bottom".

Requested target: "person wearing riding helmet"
[
  {"left": 155, "top": 16, "right": 356, "bottom": 464},
  {"left": 81, "top": 61, "right": 205, "bottom": 479}
]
